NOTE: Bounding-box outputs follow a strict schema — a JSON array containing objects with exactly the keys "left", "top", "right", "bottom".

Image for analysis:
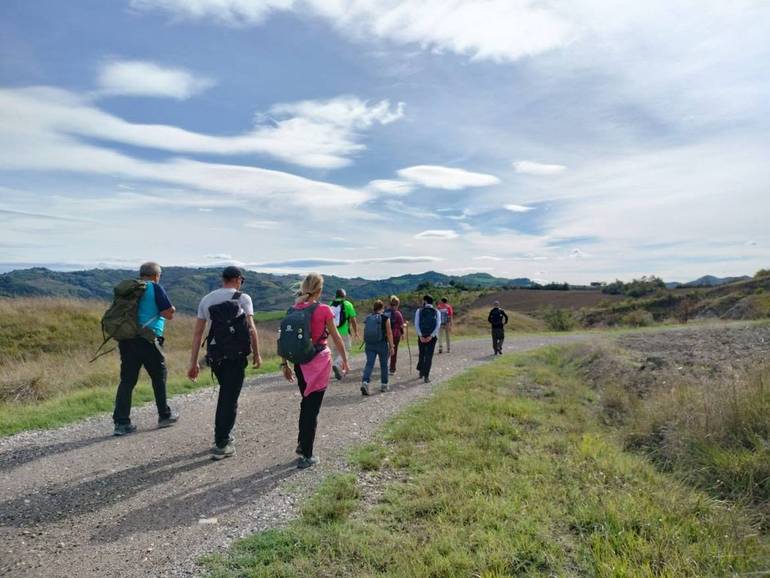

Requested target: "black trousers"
[
  {"left": 295, "top": 364, "right": 325, "bottom": 459},
  {"left": 212, "top": 357, "right": 247, "bottom": 448},
  {"left": 114, "top": 337, "right": 170, "bottom": 425},
  {"left": 492, "top": 327, "right": 505, "bottom": 353},
  {"left": 416, "top": 336, "right": 437, "bottom": 378}
]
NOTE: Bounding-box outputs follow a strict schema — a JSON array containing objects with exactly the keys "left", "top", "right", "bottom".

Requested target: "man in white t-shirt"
[{"left": 188, "top": 266, "right": 262, "bottom": 460}]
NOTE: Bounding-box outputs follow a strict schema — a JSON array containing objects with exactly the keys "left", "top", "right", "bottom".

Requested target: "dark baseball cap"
[{"left": 222, "top": 265, "right": 245, "bottom": 280}]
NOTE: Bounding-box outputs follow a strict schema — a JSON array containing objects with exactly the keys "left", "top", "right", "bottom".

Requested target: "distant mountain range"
[
  {"left": 666, "top": 275, "right": 752, "bottom": 289},
  {"left": 0, "top": 267, "right": 533, "bottom": 313}
]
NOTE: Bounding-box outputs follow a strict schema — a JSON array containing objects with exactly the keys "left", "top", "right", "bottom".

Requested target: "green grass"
[
  {"left": 204, "top": 348, "right": 768, "bottom": 578},
  {"left": 0, "top": 356, "right": 282, "bottom": 436},
  {"left": 253, "top": 310, "right": 287, "bottom": 322}
]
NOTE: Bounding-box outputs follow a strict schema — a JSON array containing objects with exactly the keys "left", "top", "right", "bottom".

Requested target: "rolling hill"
[{"left": 0, "top": 267, "right": 533, "bottom": 314}]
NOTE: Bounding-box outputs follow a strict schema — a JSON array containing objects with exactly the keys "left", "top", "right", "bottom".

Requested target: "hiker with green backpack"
[
  {"left": 360, "top": 300, "right": 395, "bottom": 395},
  {"left": 103, "top": 262, "right": 178, "bottom": 436},
  {"left": 278, "top": 273, "right": 349, "bottom": 469}
]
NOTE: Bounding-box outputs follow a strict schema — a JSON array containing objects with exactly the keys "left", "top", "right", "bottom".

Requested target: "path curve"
[{"left": 0, "top": 335, "right": 588, "bottom": 577}]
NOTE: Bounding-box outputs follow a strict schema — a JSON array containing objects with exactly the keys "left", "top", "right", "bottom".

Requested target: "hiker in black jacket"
[{"left": 487, "top": 301, "right": 509, "bottom": 355}]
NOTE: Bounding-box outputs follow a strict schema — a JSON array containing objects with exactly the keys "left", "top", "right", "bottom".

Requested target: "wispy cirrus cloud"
[
  {"left": 0, "top": 87, "right": 402, "bottom": 170},
  {"left": 96, "top": 59, "right": 215, "bottom": 99},
  {"left": 253, "top": 255, "right": 442, "bottom": 269},
  {"left": 414, "top": 229, "right": 459, "bottom": 240},
  {"left": 366, "top": 179, "right": 416, "bottom": 196},
  {"left": 504, "top": 204, "right": 534, "bottom": 213},
  {"left": 513, "top": 160, "right": 566, "bottom": 176},
  {"left": 132, "top": 0, "right": 574, "bottom": 62},
  {"left": 398, "top": 165, "right": 500, "bottom": 190}
]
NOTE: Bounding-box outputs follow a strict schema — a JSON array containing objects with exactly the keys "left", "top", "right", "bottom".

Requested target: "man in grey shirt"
[{"left": 187, "top": 266, "right": 262, "bottom": 460}]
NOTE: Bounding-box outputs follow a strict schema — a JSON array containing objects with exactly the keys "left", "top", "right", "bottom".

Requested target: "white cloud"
[
  {"left": 0, "top": 87, "right": 401, "bottom": 170},
  {"left": 97, "top": 60, "right": 215, "bottom": 99},
  {"left": 130, "top": 0, "right": 296, "bottom": 26},
  {"left": 0, "top": 88, "right": 370, "bottom": 209},
  {"left": 133, "top": 0, "right": 574, "bottom": 62},
  {"left": 473, "top": 255, "right": 503, "bottom": 261},
  {"left": 367, "top": 179, "right": 415, "bottom": 196},
  {"left": 244, "top": 220, "right": 280, "bottom": 229},
  {"left": 504, "top": 204, "right": 534, "bottom": 213},
  {"left": 513, "top": 160, "right": 567, "bottom": 176},
  {"left": 398, "top": 165, "right": 500, "bottom": 190},
  {"left": 414, "top": 229, "right": 459, "bottom": 240}
]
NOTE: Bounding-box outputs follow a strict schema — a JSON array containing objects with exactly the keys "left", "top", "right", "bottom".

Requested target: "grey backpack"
[{"left": 363, "top": 313, "right": 385, "bottom": 345}]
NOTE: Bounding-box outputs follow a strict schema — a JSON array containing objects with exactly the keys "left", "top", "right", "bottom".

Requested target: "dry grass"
[
  {"left": 452, "top": 306, "right": 545, "bottom": 337},
  {"left": 0, "top": 297, "right": 282, "bottom": 402}
]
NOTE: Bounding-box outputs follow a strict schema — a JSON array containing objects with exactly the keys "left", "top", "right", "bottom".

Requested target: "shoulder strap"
[{"left": 232, "top": 291, "right": 242, "bottom": 300}]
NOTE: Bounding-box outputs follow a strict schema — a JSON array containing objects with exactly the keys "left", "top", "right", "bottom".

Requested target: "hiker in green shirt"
[{"left": 330, "top": 288, "right": 357, "bottom": 380}]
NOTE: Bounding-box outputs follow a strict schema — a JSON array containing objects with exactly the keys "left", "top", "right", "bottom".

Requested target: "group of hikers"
[{"left": 103, "top": 262, "right": 510, "bottom": 468}]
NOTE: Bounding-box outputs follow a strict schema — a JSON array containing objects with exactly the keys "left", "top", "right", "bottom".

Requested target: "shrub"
[
  {"left": 620, "top": 309, "right": 654, "bottom": 327},
  {"left": 542, "top": 307, "right": 575, "bottom": 331}
]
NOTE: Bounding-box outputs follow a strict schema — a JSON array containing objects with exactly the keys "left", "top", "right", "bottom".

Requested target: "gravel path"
[{"left": 0, "top": 335, "right": 588, "bottom": 578}]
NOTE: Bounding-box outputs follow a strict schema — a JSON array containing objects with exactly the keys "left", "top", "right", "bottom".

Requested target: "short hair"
[
  {"left": 390, "top": 295, "right": 400, "bottom": 307},
  {"left": 335, "top": 288, "right": 346, "bottom": 298},
  {"left": 423, "top": 294, "right": 434, "bottom": 305},
  {"left": 373, "top": 299, "right": 384, "bottom": 312},
  {"left": 493, "top": 300, "right": 500, "bottom": 307},
  {"left": 139, "top": 262, "right": 161, "bottom": 278},
  {"left": 441, "top": 297, "right": 448, "bottom": 303}
]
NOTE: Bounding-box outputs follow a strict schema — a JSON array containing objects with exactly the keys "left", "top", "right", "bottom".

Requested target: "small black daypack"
[
  {"left": 330, "top": 299, "right": 348, "bottom": 329},
  {"left": 489, "top": 308, "right": 505, "bottom": 327},
  {"left": 206, "top": 292, "right": 251, "bottom": 365},
  {"left": 418, "top": 306, "right": 438, "bottom": 337},
  {"left": 277, "top": 303, "right": 322, "bottom": 364}
]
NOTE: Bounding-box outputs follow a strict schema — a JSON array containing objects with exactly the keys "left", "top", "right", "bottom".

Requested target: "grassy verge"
[
  {"left": 0, "top": 357, "right": 282, "bottom": 436},
  {"left": 204, "top": 348, "right": 768, "bottom": 577}
]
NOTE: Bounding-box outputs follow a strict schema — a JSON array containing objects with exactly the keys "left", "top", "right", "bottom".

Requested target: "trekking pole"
[{"left": 405, "top": 324, "right": 413, "bottom": 374}]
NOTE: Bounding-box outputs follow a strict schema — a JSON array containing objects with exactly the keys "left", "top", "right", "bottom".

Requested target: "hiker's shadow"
[
  {"left": 91, "top": 460, "right": 299, "bottom": 543},
  {"left": 0, "top": 450, "right": 212, "bottom": 527},
  {"left": 0, "top": 434, "right": 115, "bottom": 473}
]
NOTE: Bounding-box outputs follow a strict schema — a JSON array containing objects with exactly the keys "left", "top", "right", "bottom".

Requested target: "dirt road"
[{"left": 0, "top": 335, "right": 588, "bottom": 578}]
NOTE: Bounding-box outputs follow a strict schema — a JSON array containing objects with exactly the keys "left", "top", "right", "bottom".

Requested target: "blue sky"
[{"left": 0, "top": 0, "right": 768, "bottom": 282}]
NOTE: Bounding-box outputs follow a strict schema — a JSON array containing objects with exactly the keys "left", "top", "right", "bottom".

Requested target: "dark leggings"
[
  {"left": 295, "top": 364, "right": 326, "bottom": 459},
  {"left": 390, "top": 335, "right": 401, "bottom": 372}
]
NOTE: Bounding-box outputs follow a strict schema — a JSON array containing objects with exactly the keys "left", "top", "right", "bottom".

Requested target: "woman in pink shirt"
[{"left": 281, "top": 272, "right": 350, "bottom": 468}]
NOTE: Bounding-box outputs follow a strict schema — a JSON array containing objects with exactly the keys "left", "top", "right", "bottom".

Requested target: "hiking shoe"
[
  {"left": 380, "top": 384, "right": 389, "bottom": 393},
  {"left": 158, "top": 410, "right": 179, "bottom": 428},
  {"left": 332, "top": 365, "right": 342, "bottom": 380},
  {"left": 297, "top": 455, "right": 319, "bottom": 469},
  {"left": 211, "top": 442, "right": 236, "bottom": 460},
  {"left": 113, "top": 423, "right": 137, "bottom": 436},
  {"left": 361, "top": 382, "right": 370, "bottom": 396},
  {"left": 424, "top": 376, "right": 431, "bottom": 384},
  {"left": 295, "top": 444, "right": 303, "bottom": 456},
  {"left": 389, "top": 369, "right": 396, "bottom": 375},
  {"left": 438, "top": 348, "right": 443, "bottom": 354}
]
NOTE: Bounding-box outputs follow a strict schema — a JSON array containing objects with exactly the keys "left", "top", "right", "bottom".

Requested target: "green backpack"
[{"left": 90, "top": 280, "right": 155, "bottom": 362}]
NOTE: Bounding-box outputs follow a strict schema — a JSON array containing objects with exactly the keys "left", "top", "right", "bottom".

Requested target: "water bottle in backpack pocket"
[{"left": 206, "top": 292, "right": 251, "bottom": 365}]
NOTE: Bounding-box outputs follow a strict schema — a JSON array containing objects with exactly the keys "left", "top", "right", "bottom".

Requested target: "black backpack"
[
  {"left": 277, "top": 303, "right": 323, "bottom": 364},
  {"left": 418, "top": 306, "right": 438, "bottom": 337},
  {"left": 489, "top": 308, "right": 505, "bottom": 326},
  {"left": 330, "top": 299, "right": 348, "bottom": 328},
  {"left": 206, "top": 292, "right": 251, "bottom": 365}
]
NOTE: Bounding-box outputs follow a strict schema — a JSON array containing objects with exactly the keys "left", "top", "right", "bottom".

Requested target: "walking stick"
[{"left": 405, "top": 324, "right": 413, "bottom": 374}]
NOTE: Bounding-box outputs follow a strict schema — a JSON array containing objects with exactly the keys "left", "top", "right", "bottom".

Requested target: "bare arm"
[
  {"left": 327, "top": 317, "right": 350, "bottom": 373},
  {"left": 386, "top": 318, "right": 394, "bottom": 351},
  {"left": 247, "top": 316, "right": 261, "bottom": 368},
  {"left": 187, "top": 318, "right": 206, "bottom": 380},
  {"left": 160, "top": 305, "right": 176, "bottom": 320},
  {"left": 349, "top": 317, "right": 358, "bottom": 338}
]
